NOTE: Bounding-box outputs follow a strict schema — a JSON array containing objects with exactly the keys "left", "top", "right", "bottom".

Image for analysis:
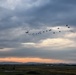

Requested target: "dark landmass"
[{"left": 0, "top": 62, "right": 76, "bottom": 75}]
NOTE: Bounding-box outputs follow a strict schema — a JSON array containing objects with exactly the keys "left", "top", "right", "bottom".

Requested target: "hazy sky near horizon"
[{"left": 0, "top": 0, "right": 76, "bottom": 63}]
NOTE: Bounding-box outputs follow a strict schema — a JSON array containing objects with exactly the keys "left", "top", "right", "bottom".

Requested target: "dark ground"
[{"left": 0, "top": 64, "right": 76, "bottom": 75}]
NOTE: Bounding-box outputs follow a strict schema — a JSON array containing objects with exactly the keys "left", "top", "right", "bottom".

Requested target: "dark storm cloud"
[
  {"left": 14, "top": 0, "right": 76, "bottom": 27},
  {"left": 0, "top": 0, "right": 75, "bottom": 34},
  {"left": 0, "top": 0, "right": 76, "bottom": 30},
  {"left": 33, "top": 0, "right": 76, "bottom": 27}
]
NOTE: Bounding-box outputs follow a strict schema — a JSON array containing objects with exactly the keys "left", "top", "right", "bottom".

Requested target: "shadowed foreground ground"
[{"left": 0, "top": 64, "right": 76, "bottom": 75}]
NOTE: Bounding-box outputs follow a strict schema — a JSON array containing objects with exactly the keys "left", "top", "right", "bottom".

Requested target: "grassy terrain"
[{"left": 0, "top": 64, "right": 76, "bottom": 75}]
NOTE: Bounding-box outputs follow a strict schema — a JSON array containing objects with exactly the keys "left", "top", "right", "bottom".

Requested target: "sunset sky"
[{"left": 0, "top": 0, "right": 76, "bottom": 63}]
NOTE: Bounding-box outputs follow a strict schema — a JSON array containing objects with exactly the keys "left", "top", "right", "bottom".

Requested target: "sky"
[{"left": 0, "top": 0, "right": 76, "bottom": 63}]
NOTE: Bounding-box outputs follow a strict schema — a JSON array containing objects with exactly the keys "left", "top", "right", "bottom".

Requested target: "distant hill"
[
  {"left": 0, "top": 62, "right": 76, "bottom": 66},
  {"left": 0, "top": 62, "right": 22, "bottom": 64}
]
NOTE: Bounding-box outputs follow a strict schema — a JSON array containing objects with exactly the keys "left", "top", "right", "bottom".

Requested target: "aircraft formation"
[{"left": 25, "top": 25, "right": 74, "bottom": 36}]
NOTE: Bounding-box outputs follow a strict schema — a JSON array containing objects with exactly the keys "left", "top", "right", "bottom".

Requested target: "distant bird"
[
  {"left": 43, "top": 31, "right": 45, "bottom": 33},
  {"left": 38, "top": 32, "right": 41, "bottom": 34},
  {"left": 59, "top": 31, "right": 61, "bottom": 32},
  {"left": 66, "top": 25, "right": 68, "bottom": 26},
  {"left": 38, "top": 33, "right": 39, "bottom": 34},
  {"left": 68, "top": 27, "right": 70, "bottom": 28},
  {"left": 53, "top": 32, "right": 55, "bottom": 34},
  {"left": 46, "top": 30, "right": 48, "bottom": 32},
  {"left": 57, "top": 28, "right": 59, "bottom": 29},
  {"left": 24, "top": 24, "right": 73, "bottom": 37},
  {"left": 39, "top": 32, "right": 41, "bottom": 34},
  {"left": 49, "top": 29, "right": 52, "bottom": 31},
  {"left": 25, "top": 31, "right": 29, "bottom": 33}
]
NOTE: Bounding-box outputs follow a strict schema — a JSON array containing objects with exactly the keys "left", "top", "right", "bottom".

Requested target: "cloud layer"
[{"left": 0, "top": 0, "right": 76, "bottom": 63}]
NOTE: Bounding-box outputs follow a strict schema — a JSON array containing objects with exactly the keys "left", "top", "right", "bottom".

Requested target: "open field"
[{"left": 0, "top": 64, "right": 76, "bottom": 75}]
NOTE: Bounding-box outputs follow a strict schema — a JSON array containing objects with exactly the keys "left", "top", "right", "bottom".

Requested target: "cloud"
[
  {"left": 0, "top": 48, "right": 14, "bottom": 51},
  {"left": 0, "top": 0, "right": 50, "bottom": 11},
  {"left": 0, "top": 0, "right": 76, "bottom": 30},
  {"left": 0, "top": 0, "right": 21, "bottom": 10},
  {"left": 0, "top": 46, "right": 76, "bottom": 63},
  {"left": 64, "top": 33, "right": 76, "bottom": 39},
  {"left": 0, "top": 57, "right": 69, "bottom": 63},
  {"left": 22, "top": 38, "right": 76, "bottom": 49},
  {"left": 0, "top": 0, "right": 76, "bottom": 63}
]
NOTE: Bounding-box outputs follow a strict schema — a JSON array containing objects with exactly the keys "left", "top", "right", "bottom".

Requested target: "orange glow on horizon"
[{"left": 0, "top": 57, "right": 68, "bottom": 63}]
